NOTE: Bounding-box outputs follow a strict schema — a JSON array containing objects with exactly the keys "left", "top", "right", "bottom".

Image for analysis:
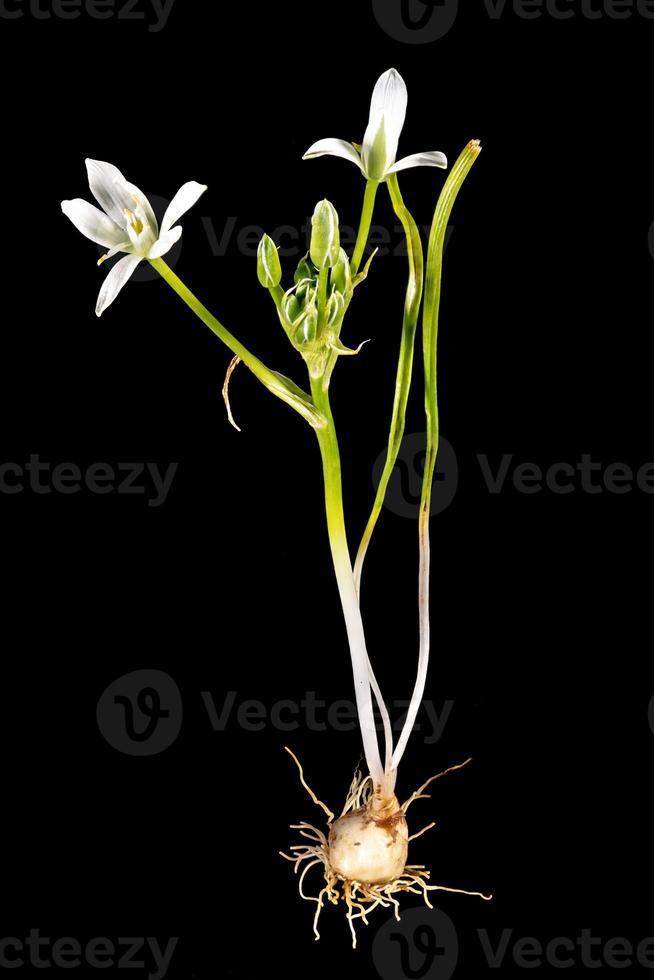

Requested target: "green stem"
[
  {"left": 350, "top": 179, "right": 379, "bottom": 278},
  {"left": 149, "top": 257, "right": 325, "bottom": 430},
  {"left": 353, "top": 175, "right": 424, "bottom": 597},
  {"left": 392, "top": 140, "right": 482, "bottom": 771},
  {"left": 317, "top": 264, "right": 329, "bottom": 323},
  {"left": 310, "top": 373, "right": 388, "bottom": 791}
]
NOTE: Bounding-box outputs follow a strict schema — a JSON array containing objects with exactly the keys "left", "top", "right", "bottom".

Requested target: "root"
[
  {"left": 222, "top": 355, "right": 242, "bottom": 432},
  {"left": 284, "top": 746, "right": 335, "bottom": 823},
  {"left": 401, "top": 757, "right": 472, "bottom": 813},
  {"left": 281, "top": 750, "right": 491, "bottom": 947}
]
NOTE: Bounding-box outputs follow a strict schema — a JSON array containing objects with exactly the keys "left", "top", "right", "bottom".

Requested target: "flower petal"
[
  {"left": 302, "top": 138, "right": 363, "bottom": 170},
  {"left": 386, "top": 150, "right": 448, "bottom": 175},
  {"left": 161, "top": 181, "right": 207, "bottom": 235},
  {"left": 362, "top": 68, "right": 407, "bottom": 178},
  {"left": 61, "top": 199, "right": 126, "bottom": 248},
  {"left": 147, "top": 226, "right": 182, "bottom": 259},
  {"left": 86, "top": 159, "right": 134, "bottom": 225},
  {"left": 95, "top": 253, "right": 142, "bottom": 317},
  {"left": 86, "top": 160, "right": 158, "bottom": 237},
  {"left": 122, "top": 180, "right": 159, "bottom": 237}
]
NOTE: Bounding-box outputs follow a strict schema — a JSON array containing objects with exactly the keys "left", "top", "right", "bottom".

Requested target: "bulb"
[{"left": 328, "top": 795, "right": 408, "bottom": 885}]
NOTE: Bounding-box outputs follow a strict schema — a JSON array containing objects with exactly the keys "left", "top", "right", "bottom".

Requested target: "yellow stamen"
[{"left": 123, "top": 208, "right": 143, "bottom": 237}]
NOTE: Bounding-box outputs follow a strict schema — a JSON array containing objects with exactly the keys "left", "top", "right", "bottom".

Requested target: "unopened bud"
[
  {"left": 331, "top": 248, "right": 352, "bottom": 295},
  {"left": 257, "top": 234, "right": 282, "bottom": 288},
  {"left": 295, "top": 305, "right": 318, "bottom": 346},
  {"left": 294, "top": 253, "right": 316, "bottom": 285},
  {"left": 310, "top": 199, "right": 340, "bottom": 270},
  {"left": 327, "top": 290, "right": 345, "bottom": 327}
]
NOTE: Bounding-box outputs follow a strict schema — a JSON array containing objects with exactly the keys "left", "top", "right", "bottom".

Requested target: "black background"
[{"left": 1, "top": 0, "right": 652, "bottom": 977}]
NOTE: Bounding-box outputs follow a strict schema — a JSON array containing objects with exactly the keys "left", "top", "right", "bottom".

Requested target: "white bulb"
[{"left": 328, "top": 805, "right": 408, "bottom": 885}]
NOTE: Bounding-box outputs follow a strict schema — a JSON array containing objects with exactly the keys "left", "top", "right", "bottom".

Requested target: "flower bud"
[
  {"left": 283, "top": 291, "right": 301, "bottom": 325},
  {"left": 331, "top": 248, "right": 352, "bottom": 295},
  {"left": 295, "top": 305, "right": 318, "bottom": 346},
  {"left": 294, "top": 253, "right": 316, "bottom": 285},
  {"left": 327, "top": 290, "right": 345, "bottom": 328},
  {"left": 257, "top": 234, "right": 282, "bottom": 288},
  {"left": 310, "top": 200, "right": 340, "bottom": 270}
]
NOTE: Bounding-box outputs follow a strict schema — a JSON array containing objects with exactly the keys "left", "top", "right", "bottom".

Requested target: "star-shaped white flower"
[
  {"left": 61, "top": 159, "right": 207, "bottom": 316},
  {"left": 303, "top": 68, "right": 447, "bottom": 182}
]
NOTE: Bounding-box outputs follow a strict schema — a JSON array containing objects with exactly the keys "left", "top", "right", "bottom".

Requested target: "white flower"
[
  {"left": 303, "top": 68, "right": 447, "bottom": 182},
  {"left": 61, "top": 160, "right": 207, "bottom": 317}
]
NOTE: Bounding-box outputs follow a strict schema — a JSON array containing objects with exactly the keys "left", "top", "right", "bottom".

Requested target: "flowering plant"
[{"left": 62, "top": 68, "right": 487, "bottom": 945}]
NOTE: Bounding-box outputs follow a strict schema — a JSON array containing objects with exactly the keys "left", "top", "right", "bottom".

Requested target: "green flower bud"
[
  {"left": 283, "top": 291, "right": 301, "bottom": 325},
  {"left": 257, "top": 234, "right": 282, "bottom": 288},
  {"left": 327, "top": 290, "right": 346, "bottom": 328},
  {"left": 295, "top": 306, "right": 318, "bottom": 346},
  {"left": 294, "top": 253, "right": 317, "bottom": 285},
  {"left": 310, "top": 200, "right": 340, "bottom": 270},
  {"left": 331, "top": 248, "right": 352, "bottom": 295}
]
